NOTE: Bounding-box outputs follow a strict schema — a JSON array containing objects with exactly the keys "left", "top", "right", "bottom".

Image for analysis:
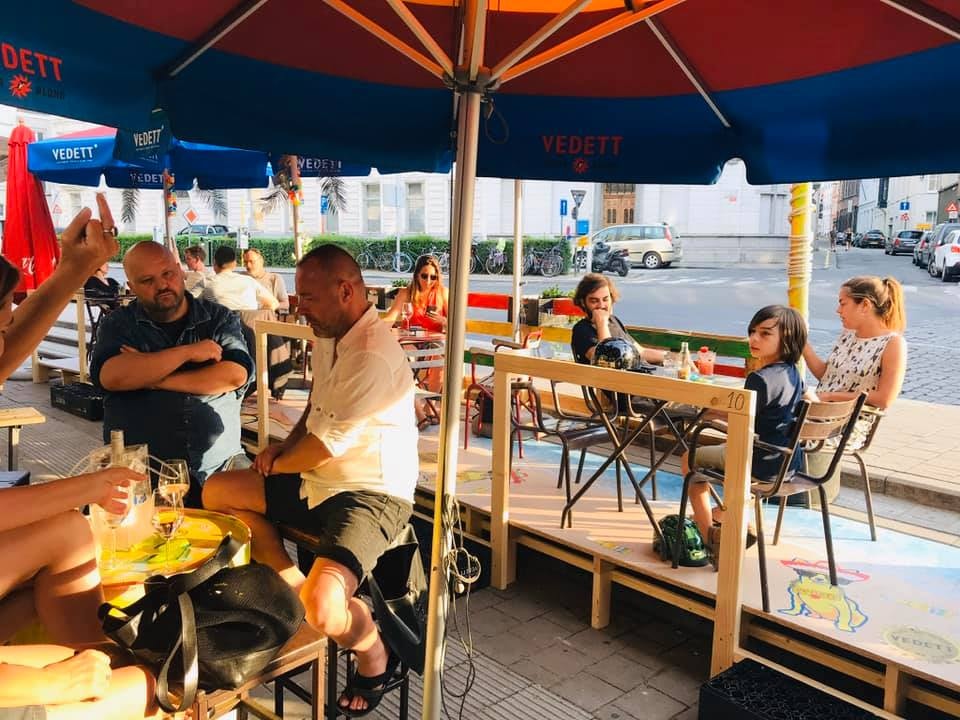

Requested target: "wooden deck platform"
[{"left": 413, "top": 430, "right": 960, "bottom": 718}]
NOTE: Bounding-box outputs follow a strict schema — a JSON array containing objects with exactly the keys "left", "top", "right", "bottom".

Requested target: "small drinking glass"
[
  {"left": 152, "top": 490, "right": 185, "bottom": 574},
  {"left": 661, "top": 351, "right": 677, "bottom": 375},
  {"left": 159, "top": 459, "right": 190, "bottom": 505},
  {"left": 400, "top": 302, "right": 413, "bottom": 330}
]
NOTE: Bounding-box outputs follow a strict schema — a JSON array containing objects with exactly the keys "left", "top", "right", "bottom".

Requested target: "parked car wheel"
[
  {"left": 941, "top": 262, "right": 952, "bottom": 282},
  {"left": 642, "top": 252, "right": 663, "bottom": 269},
  {"left": 928, "top": 259, "right": 939, "bottom": 278}
]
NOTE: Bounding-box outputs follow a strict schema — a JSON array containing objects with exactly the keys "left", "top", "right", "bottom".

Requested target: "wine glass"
[
  {"left": 102, "top": 483, "right": 132, "bottom": 571},
  {"left": 158, "top": 459, "right": 190, "bottom": 505},
  {"left": 400, "top": 302, "right": 413, "bottom": 331},
  {"left": 152, "top": 490, "right": 185, "bottom": 574}
]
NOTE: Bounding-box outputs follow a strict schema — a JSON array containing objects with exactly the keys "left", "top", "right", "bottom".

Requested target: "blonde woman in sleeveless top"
[{"left": 803, "top": 276, "right": 907, "bottom": 411}]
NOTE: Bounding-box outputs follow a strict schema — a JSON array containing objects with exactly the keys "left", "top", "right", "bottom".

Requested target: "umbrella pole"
[
  {"left": 511, "top": 179, "right": 523, "bottom": 342},
  {"left": 422, "top": 89, "right": 482, "bottom": 720},
  {"left": 787, "top": 182, "right": 813, "bottom": 322},
  {"left": 163, "top": 169, "right": 176, "bottom": 254}
]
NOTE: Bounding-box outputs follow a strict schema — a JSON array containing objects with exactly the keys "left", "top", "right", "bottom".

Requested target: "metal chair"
[
  {"left": 842, "top": 405, "right": 883, "bottom": 541},
  {"left": 463, "top": 330, "right": 542, "bottom": 454},
  {"left": 676, "top": 394, "right": 867, "bottom": 612}
]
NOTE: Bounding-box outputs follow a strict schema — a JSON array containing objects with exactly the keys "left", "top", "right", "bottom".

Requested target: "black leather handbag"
[
  {"left": 99, "top": 534, "right": 304, "bottom": 712},
  {"left": 365, "top": 523, "right": 428, "bottom": 675}
]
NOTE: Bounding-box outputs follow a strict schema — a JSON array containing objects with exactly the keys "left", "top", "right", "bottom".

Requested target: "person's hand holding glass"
[
  {"left": 102, "top": 481, "right": 132, "bottom": 571},
  {"left": 152, "top": 489, "right": 185, "bottom": 574}
]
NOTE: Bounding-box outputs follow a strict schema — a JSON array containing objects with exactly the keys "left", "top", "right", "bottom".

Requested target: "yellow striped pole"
[{"left": 787, "top": 182, "right": 814, "bottom": 321}]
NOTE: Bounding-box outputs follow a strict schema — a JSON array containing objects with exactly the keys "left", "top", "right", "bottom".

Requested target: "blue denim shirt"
[{"left": 90, "top": 296, "right": 254, "bottom": 484}]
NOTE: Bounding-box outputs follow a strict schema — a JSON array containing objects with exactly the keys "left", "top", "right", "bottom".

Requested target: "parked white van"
[{"left": 587, "top": 224, "right": 681, "bottom": 269}]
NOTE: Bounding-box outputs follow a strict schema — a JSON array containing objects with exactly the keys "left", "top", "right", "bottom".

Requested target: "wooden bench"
[
  {"left": 0, "top": 407, "right": 45, "bottom": 471},
  {"left": 31, "top": 353, "right": 82, "bottom": 384}
]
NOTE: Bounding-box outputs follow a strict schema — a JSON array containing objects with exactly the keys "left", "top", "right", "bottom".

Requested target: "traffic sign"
[
  {"left": 560, "top": 199, "right": 568, "bottom": 217},
  {"left": 51, "top": 203, "right": 62, "bottom": 216},
  {"left": 184, "top": 208, "right": 199, "bottom": 224},
  {"left": 320, "top": 195, "right": 329, "bottom": 215},
  {"left": 900, "top": 212, "right": 909, "bottom": 221},
  {"left": 899, "top": 201, "right": 910, "bottom": 211},
  {"left": 947, "top": 201, "right": 959, "bottom": 219}
]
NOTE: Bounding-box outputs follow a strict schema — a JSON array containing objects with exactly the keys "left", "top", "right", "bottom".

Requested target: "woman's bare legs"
[{"left": 0, "top": 510, "right": 104, "bottom": 643}]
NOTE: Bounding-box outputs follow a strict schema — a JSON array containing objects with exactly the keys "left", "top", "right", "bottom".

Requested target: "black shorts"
[
  {"left": 0, "top": 708, "right": 46, "bottom": 720},
  {"left": 264, "top": 474, "right": 412, "bottom": 582}
]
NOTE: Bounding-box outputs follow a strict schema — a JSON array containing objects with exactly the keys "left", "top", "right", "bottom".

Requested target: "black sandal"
[
  {"left": 339, "top": 651, "right": 402, "bottom": 718},
  {"left": 417, "top": 417, "right": 432, "bottom": 432}
]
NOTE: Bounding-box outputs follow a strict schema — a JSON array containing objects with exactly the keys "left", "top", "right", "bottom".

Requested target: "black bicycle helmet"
[{"left": 592, "top": 337, "right": 639, "bottom": 370}]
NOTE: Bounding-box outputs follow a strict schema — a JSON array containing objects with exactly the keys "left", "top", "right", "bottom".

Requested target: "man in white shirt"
[
  {"left": 243, "top": 247, "right": 289, "bottom": 313},
  {"left": 202, "top": 245, "right": 278, "bottom": 312},
  {"left": 183, "top": 245, "right": 214, "bottom": 298},
  {"left": 203, "top": 245, "right": 417, "bottom": 715}
]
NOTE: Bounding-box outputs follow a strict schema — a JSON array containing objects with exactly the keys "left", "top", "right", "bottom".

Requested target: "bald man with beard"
[
  {"left": 90, "top": 241, "right": 254, "bottom": 505},
  {"left": 203, "top": 245, "right": 418, "bottom": 715}
]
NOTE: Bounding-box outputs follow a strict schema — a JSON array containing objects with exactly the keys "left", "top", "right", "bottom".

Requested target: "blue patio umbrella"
[{"left": 27, "top": 126, "right": 272, "bottom": 191}]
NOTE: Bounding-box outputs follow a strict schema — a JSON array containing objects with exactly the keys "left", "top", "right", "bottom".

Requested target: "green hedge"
[{"left": 114, "top": 234, "right": 571, "bottom": 274}]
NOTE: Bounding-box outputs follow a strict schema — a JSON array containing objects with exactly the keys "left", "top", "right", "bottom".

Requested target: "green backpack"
[{"left": 652, "top": 515, "right": 710, "bottom": 567}]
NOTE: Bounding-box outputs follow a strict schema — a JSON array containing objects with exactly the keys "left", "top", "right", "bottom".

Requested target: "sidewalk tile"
[
  {"left": 496, "top": 593, "right": 552, "bottom": 622},
  {"left": 609, "top": 685, "right": 687, "bottom": 720},
  {"left": 535, "top": 642, "right": 597, "bottom": 677},
  {"left": 550, "top": 673, "right": 623, "bottom": 712},
  {"left": 586, "top": 652, "right": 654, "bottom": 691},
  {"left": 563, "top": 627, "right": 627, "bottom": 661},
  {"left": 472, "top": 630, "right": 534, "bottom": 665},
  {"left": 471, "top": 606, "right": 523, "bottom": 637},
  {"left": 647, "top": 666, "right": 704, "bottom": 706},
  {"left": 512, "top": 616, "right": 574, "bottom": 649},
  {"left": 483, "top": 684, "right": 593, "bottom": 720},
  {"left": 594, "top": 702, "right": 643, "bottom": 720},
  {"left": 542, "top": 606, "right": 591, "bottom": 634}
]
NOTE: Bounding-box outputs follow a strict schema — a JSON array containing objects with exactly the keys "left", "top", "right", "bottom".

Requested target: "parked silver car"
[
  {"left": 587, "top": 223, "right": 681, "bottom": 270},
  {"left": 885, "top": 230, "right": 922, "bottom": 255}
]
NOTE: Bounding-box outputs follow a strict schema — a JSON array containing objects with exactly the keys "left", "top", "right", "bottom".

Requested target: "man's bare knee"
[{"left": 202, "top": 469, "right": 264, "bottom": 514}]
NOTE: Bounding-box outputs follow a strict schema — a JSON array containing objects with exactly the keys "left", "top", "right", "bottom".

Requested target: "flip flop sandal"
[
  {"left": 338, "top": 651, "right": 402, "bottom": 718},
  {"left": 417, "top": 417, "right": 432, "bottom": 432}
]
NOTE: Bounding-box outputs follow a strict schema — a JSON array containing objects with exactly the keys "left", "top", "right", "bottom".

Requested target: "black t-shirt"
[
  {"left": 155, "top": 316, "right": 190, "bottom": 346},
  {"left": 746, "top": 362, "right": 805, "bottom": 480},
  {"left": 84, "top": 276, "right": 121, "bottom": 299},
  {"left": 571, "top": 314, "right": 637, "bottom": 364}
]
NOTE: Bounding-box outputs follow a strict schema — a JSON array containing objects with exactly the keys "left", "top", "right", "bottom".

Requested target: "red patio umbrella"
[{"left": 3, "top": 119, "right": 59, "bottom": 294}]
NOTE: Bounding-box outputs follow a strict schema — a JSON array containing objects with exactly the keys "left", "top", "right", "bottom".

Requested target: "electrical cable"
[{"left": 437, "top": 497, "right": 482, "bottom": 719}]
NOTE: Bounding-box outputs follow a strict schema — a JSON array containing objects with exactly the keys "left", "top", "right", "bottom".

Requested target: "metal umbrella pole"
[
  {"left": 511, "top": 179, "right": 524, "bottom": 342},
  {"left": 421, "top": 88, "right": 483, "bottom": 720}
]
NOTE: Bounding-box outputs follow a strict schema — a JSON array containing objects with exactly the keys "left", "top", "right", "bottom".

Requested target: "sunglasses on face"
[{"left": 419, "top": 273, "right": 438, "bottom": 281}]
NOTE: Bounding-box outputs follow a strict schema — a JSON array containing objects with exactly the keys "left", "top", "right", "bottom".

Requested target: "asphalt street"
[{"left": 109, "top": 244, "right": 955, "bottom": 404}]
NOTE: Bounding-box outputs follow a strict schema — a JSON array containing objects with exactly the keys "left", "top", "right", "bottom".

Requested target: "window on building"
[
  {"left": 927, "top": 174, "right": 939, "bottom": 192},
  {"left": 926, "top": 210, "right": 937, "bottom": 225},
  {"left": 406, "top": 182, "right": 425, "bottom": 233},
  {"left": 624, "top": 207, "right": 634, "bottom": 224},
  {"left": 606, "top": 208, "right": 617, "bottom": 224},
  {"left": 603, "top": 183, "right": 636, "bottom": 194},
  {"left": 363, "top": 184, "right": 381, "bottom": 234}
]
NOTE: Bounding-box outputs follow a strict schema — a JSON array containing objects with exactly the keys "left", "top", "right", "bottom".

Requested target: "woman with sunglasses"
[
  {"left": 384, "top": 256, "right": 448, "bottom": 429},
  {"left": 384, "top": 255, "right": 448, "bottom": 333}
]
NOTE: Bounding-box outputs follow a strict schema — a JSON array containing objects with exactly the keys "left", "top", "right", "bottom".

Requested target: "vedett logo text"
[{"left": 52, "top": 145, "right": 96, "bottom": 162}]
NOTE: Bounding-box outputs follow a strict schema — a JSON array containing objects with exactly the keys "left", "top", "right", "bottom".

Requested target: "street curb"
[{"left": 840, "top": 465, "right": 960, "bottom": 513}]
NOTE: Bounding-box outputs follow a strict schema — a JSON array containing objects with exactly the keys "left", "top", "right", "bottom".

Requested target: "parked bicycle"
[
  {"left": 485, "top": 245, "right": 507, "bottom": 274},
  {"left": 376, "top": 248, "right": 415, "bottom": 273},
  {"left": 354, "top": 241, "right": 379, "bottom": 270},
  {"left": 522, "top": 244, "right": 564, "bottom": 277}
]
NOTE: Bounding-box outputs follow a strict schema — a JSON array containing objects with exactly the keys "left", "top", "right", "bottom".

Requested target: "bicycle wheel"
[
  {"left": 395, "top": 252, "right": 414, "bottom": 274},
  {"left": 438, "top": 253, "right": 450, "bottom": 274},
  {"left": 522, "top": 254, "right": 536, "bottom": 275},
  {"left": 356, "top": 252, "right": 373, "bottom": 270},
  {"left": 468, "top": 254, "right": 477, "bottom": 274},
  {"left": 485, "top": 254, "right": 505, "bottom": 275},
  {"left": 541, "top": 253, "right": 563, "bottom": 278}
]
